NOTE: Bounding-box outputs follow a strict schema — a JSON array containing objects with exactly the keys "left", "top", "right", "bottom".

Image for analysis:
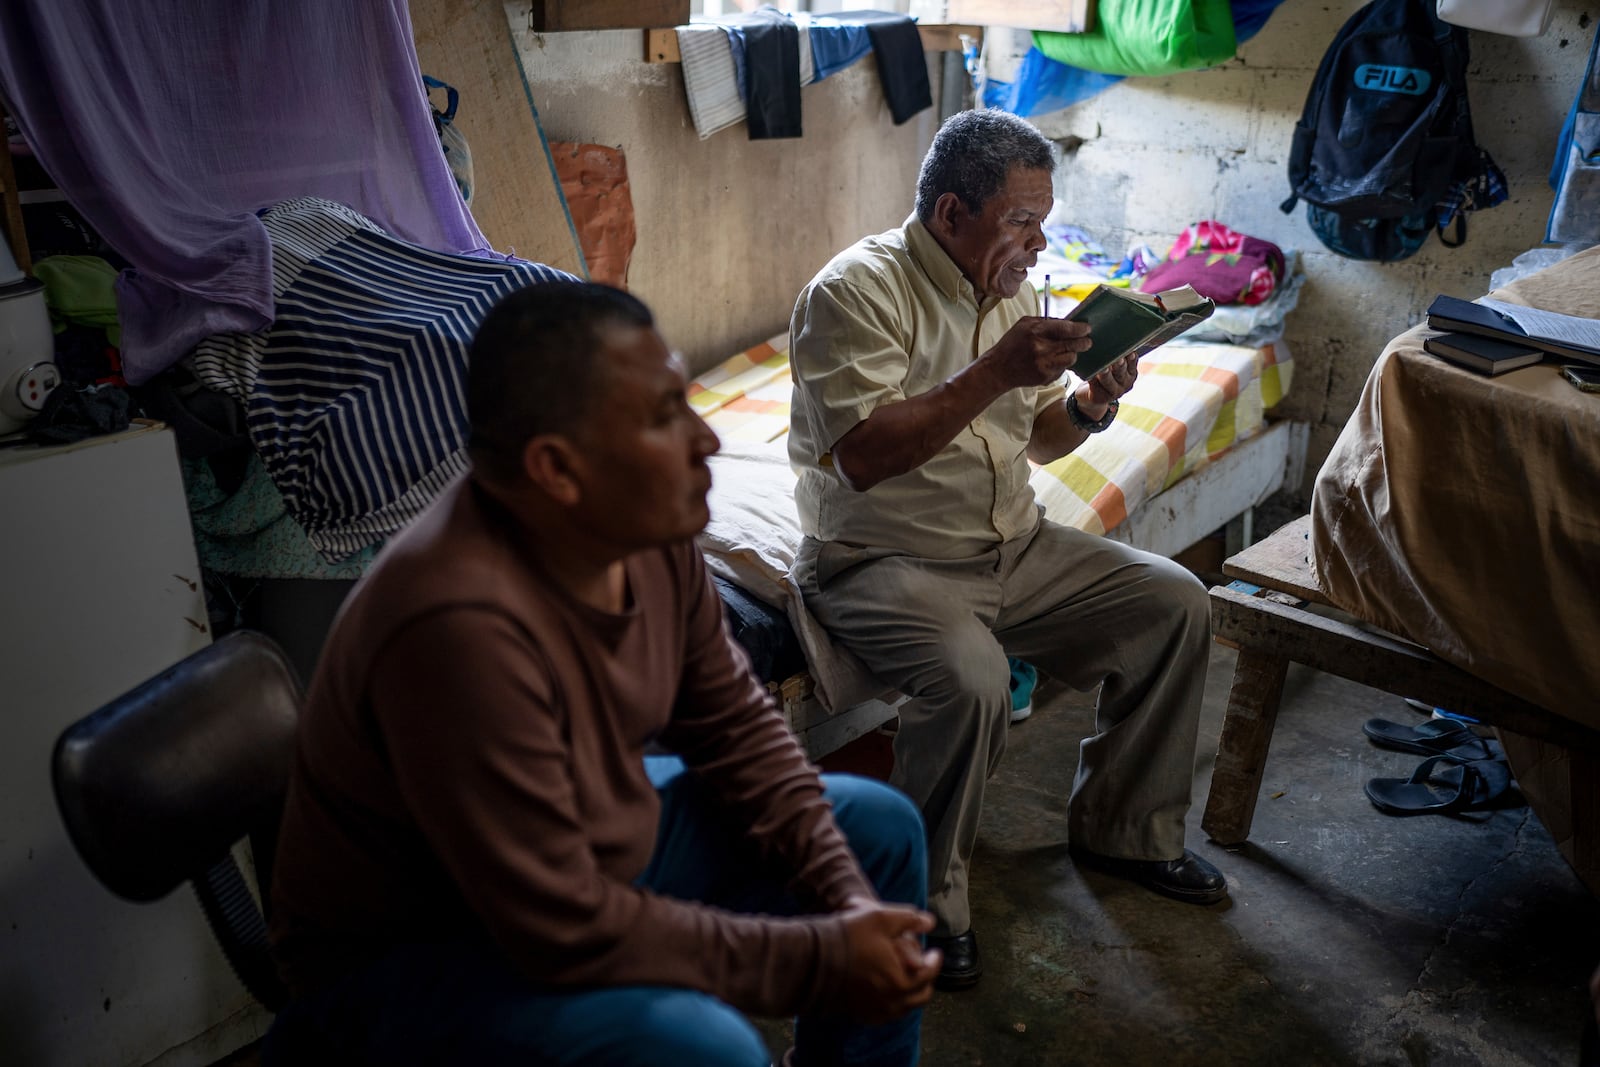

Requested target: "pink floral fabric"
[{"left": 1138, "top": 220, "right": 1285, "bottom": 306}]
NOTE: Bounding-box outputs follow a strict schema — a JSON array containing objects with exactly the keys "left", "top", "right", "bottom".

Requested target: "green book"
[{"left": 1063, "top": 284, "right": 1217, "bottom": 378}]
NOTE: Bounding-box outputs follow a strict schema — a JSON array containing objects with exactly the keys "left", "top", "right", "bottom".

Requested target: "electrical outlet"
[
  {"left": 0, "top": 361, "right": 62, "bottom": 434},
  {"left": 15, "top": 362, "right": 60, "bottom": 412}
]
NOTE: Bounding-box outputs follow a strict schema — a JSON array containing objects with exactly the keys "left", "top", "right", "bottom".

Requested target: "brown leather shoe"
[
  {"left": 1069, "top": 845, "right": 1229, "bottom": 905},
  {"left": 927, "top": 929, "right": 982, "bottom": 990}
]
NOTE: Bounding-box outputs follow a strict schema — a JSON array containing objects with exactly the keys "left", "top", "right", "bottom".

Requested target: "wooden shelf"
[
  {"left": 645, "top": 22, "right": 982, "bottom": 64},
  {"left": 529, "top": 0, "right": 688, "bottom": 32},
  {"left": 946, "top": 0, "right": 1091, "bottom": 33}
]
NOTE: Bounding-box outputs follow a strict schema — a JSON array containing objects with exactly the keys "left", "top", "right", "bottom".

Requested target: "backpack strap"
[{"left": 1437, "top": 214, "right": 1467, "bottom": 248}]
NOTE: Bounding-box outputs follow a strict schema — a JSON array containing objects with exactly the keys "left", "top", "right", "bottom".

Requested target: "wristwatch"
[{"left": 1066, "top": 392, "right": 1119, "bottom": 433}]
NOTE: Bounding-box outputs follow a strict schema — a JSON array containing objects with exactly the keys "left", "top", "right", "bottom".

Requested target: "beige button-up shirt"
[{"left": 788, "top": 216, "right": 1065, "bottom": 560}]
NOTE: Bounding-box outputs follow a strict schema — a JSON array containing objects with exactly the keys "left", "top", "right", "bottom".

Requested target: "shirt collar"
[{"left": 903, "top": 214, "right": 976, "bottom": 305}]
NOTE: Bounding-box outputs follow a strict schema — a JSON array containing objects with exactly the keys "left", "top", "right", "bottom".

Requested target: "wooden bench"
[{"left": 1201, "top": 515, "right": 1600, "bottom": 846}]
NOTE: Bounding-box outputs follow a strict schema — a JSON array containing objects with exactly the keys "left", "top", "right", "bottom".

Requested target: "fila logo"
[{"left": 1354, "top": 64, "right": 1432, "bottom": 95}]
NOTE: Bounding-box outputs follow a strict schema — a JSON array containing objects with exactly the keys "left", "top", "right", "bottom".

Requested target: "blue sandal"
[
  {"left": 1362, "top": 717, "right": 1504, "bottom": 762},
  {"left": 1364, "top": 754, "right": 1513, "bottom": 816}
]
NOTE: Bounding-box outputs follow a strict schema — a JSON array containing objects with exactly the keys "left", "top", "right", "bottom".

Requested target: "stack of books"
[{"left": 1423, "top": 294, "right": 1600, "bottom": 376}]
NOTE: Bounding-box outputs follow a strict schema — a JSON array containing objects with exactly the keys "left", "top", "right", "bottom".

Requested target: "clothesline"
[{"left": 668, "top": 8, "right": 934, "bottom": 140}]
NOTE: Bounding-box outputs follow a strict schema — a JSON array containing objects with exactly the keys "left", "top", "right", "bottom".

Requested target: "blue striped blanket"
[{"left": 193, "top": 198, "right": 573, "bottom": 561}]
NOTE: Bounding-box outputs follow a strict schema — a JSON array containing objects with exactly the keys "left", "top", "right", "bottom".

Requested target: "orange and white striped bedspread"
[{"left": 689, "top": 332, "right": 1294, "bottom": 540}]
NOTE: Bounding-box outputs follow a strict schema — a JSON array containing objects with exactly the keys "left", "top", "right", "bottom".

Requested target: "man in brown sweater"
[{"left": 263, "top": 281, "right": 940, "bottom": 1067}]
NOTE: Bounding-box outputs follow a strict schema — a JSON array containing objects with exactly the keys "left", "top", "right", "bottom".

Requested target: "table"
[
  {"left": 1202, "top": 516, "right": 1600, "bottom": 856},
  {"left": 1309, "top": 246, "right": 1600, "bottom": 893}
]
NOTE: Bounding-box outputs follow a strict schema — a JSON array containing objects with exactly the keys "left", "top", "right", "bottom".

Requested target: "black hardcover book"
[
  {"left": 1426, "top": 294, "right": 1600, "bottom": 367},
  {"left": 1422, "top": 331, "right": 1544, "bottom": 376}
]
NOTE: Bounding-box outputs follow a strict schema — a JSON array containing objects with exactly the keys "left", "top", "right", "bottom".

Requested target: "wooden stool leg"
[
  {"left": 1569, "top": 748, "right": 1600, "bottom": 898},
  {"left": 1202, "top": 647, "right": 1289, "bottom": 846}
]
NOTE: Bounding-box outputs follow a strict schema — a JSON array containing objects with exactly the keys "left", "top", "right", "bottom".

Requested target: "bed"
[
  {"left": 173, "top": 200, "right": 1306, "bottom": 754},
  {"left": 694, "top": 325, "right": 1307, "bottom": 758}
]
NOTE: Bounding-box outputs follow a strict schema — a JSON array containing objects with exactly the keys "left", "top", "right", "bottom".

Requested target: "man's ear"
[
  {"left": 929, "top": 191, "right": 969, "bottom": 240},
  {"left": 520, "top": 434, "right": 586, "bottom": 507}
]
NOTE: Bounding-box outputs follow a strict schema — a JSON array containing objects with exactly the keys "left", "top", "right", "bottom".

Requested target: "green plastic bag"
[
  {"left": 33, "top": 255, "right": 122, "bottom": 348},
  {"left": 1033, "top": 0, "right": 1237, "bottom": 78}
]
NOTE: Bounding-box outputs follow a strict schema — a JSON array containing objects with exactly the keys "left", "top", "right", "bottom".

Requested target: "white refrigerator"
[{"left": 0, "top": 423, "right": 268, "bottom": 1067}]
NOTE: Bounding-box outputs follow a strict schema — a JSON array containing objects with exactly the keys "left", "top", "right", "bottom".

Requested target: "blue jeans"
[{"left": 264, "top": 757, "right": 927, "bottom": 1067}]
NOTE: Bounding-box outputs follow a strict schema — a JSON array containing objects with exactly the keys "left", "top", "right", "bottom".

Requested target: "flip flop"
[
  {"left": 1362, "top": 717, "right": 1504, "bottom": 762},
  {"left": 1364, "top": 754, "right": 1513, "bottom": 816}
]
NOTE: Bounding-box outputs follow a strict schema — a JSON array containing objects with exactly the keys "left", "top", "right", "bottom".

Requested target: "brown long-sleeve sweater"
[{"left": 269, "top": 476, "right": 874, "bottom": 1016}]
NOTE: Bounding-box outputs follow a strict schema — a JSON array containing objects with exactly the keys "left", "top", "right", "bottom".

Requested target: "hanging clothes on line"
[
  {"left": 830, "top": 11, "right": 933, "bottom": 125},
  {"left": 676, "top": 8, "right": 930, "bottom": 141}
]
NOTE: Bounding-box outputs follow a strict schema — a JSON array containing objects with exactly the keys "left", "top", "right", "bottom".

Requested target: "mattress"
[{"left": 690, "top": 330, "right": 1294, "bottom": 539}]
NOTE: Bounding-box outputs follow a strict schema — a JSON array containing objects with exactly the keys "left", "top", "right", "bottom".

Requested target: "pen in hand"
[{"left": 1043, "top": 274, "right": 1051, "bottom": 317}]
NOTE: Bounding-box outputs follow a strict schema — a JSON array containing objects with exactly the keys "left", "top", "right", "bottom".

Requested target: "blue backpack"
[{"left": 1279, "top": 0, "right": 1505, "bottom": 262}]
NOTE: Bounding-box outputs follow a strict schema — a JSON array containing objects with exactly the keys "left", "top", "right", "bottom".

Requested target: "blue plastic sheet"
[
  {"left": 983, "top": 0, "right": 1286, "bottom": 118},
  {"left": 982, "top": 46, "right": 1124, "bottom": 116},
  {"left": 1232, "top": 0, "right": 1284, "bottom": 42}
]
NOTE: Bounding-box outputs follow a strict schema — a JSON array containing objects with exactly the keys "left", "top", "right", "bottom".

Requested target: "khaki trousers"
[{"left": 794, "top": 518, "right": 1212, "bottom": 936}]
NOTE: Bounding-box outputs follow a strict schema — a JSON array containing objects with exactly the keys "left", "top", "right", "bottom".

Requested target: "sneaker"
[
  {"left": 1008, "top": 658, "right": 1038, "bottom": 724},
  {"left": 1405, "top": 695, "right": 1480, "bottom": 726}
]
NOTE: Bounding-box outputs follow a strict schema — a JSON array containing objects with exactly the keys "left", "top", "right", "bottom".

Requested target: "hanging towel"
[
  {"left": 801, "top": 15, "right": 873, "bottom": 81},
  {"left": 831, "top": 11, "right": 932, "bottom": 124},
  {"left": 726, "top": 8, "right": 803, "bottom": 139},
  {"left": 727, "top": 9, "right": 817, "bottom": 96},
  {"left": 984, "top": 0, "right": 1288, "bottom": 119},
  {"left": 678, "top": 23, "right": 747, "bottom": 140},
  {"left": 690, "top": 10, "right": 817, "bottom": 142}
]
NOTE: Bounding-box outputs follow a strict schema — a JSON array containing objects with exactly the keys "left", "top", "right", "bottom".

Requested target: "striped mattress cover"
[
  {"left": 192, "top": 197, "right": 573, "bottom": 561},
  {"left": 690, "top": 331, "right": 1294, "bottom": 540}
]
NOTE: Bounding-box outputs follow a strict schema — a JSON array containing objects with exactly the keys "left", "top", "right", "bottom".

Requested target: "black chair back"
[{"left": 52, "top": 630, "right": 302, "bottom": 1010}]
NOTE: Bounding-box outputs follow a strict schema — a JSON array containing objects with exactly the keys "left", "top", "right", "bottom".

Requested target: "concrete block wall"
[{"left": 1027, "top": 2, "right": 1598, "bottom": 496}]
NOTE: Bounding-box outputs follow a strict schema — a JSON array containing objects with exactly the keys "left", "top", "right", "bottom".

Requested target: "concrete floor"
[
  {"left": 210, "top": 636, "right": 1599, "bottom": 1067},
  {"left": 766, "top": 642, "right": 1600, "bottom": 1066}
]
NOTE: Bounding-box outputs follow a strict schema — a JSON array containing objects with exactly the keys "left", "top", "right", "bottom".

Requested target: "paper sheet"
[{"left": 1480, "top": 297, "right": 1600, "bottom": 350}]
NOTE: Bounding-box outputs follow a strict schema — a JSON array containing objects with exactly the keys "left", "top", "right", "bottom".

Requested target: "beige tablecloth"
[
  {"left": 1311, "top": 245, "right": 1600, "bottom": 719},
  {"left": 1311, "top": 245, "right": 1600, "bottom": 889}
]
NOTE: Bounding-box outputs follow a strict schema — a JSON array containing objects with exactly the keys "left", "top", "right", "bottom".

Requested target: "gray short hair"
[{"left": 914, "top": 109, "right": 1055, "bottom": 223}]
